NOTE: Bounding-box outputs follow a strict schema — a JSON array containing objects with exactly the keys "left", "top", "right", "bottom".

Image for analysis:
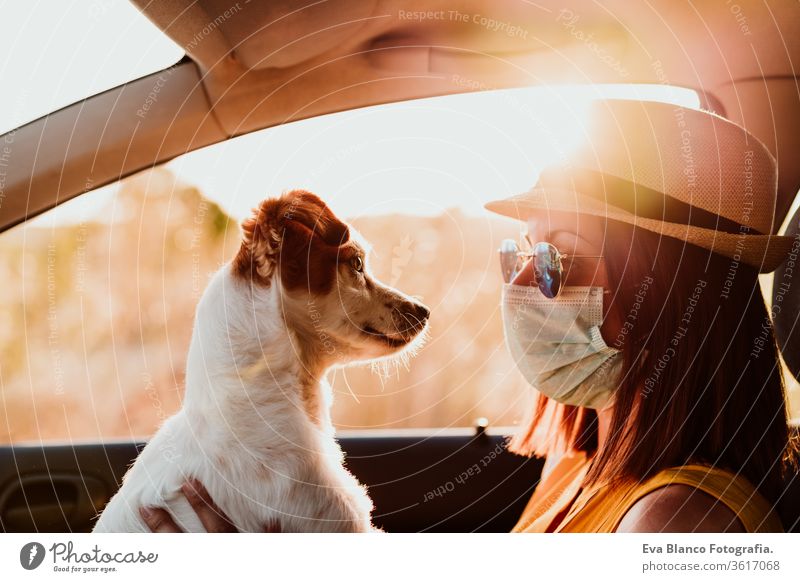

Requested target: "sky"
[{"left": 1, "top": 0, "right": 701, "bottom": 224}]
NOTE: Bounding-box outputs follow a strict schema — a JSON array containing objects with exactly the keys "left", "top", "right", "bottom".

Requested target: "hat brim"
[{"left": 485, "top": 187, "right": 795, "bottom": 274}]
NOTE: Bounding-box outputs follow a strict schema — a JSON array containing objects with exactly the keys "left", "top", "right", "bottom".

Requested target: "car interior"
[{"left": 1, "top": 0, "right": 799, "bottom": 533}]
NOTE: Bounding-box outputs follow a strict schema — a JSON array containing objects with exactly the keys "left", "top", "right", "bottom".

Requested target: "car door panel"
[{"left": 0, "top": 433, "right": 541, "bottom": 533}]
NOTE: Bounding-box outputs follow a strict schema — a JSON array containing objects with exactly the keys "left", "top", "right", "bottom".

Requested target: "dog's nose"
[{"left": 406, "top": 301, "right": 430, "bottom": 323}]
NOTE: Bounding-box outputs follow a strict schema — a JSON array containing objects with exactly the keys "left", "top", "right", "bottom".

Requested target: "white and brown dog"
[{"left": 93, "top": 191, "right": 429, "bottom": 532}]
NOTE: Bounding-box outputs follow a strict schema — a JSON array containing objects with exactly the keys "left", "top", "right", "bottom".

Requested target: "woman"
[
  {"left": 495, "top": 211, "right": 790, "bottom": 532},
  {"left": 140, "top": 98, "right": 798, "bottom": 532},
  {"left": 487, "top": 99, "right": 798, "bottom": 532}
]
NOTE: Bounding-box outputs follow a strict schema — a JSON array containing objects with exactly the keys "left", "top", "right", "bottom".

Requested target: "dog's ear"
[{"left": 233, "top": 190, "right": 350, "bottom": 291}]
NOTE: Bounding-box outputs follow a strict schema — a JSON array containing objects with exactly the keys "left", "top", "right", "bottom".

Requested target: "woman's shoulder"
[
  {"left": 616, "top": 483, "right": 745, "bottom": 532},
  {"left": 614, "top": 462, "right": 780, "bottom": 533}
]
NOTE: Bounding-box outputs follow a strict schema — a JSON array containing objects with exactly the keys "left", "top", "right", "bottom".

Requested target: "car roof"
[{"left": 1, "top": 0, "right": 799, "bottom": 232}]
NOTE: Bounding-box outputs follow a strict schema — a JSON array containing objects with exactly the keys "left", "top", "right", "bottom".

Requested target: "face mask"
[{"left": 501, "top": 284, "right": 622, "bottom": 409}]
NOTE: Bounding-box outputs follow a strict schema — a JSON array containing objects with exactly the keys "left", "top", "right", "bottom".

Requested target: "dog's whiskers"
[
  {"left": 393, "top": 308, "right": 425, "bottom": 337},
  {"left": 339, "top": 368, "right": 361, "bottom": 404}
]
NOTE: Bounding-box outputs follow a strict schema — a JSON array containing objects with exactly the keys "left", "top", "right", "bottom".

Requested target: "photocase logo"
[{"left": 19, "top": 542, "right": 46, "bottom": 570}]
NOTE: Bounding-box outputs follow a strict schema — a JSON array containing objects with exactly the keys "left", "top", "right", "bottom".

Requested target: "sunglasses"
[{"left": 498, "top": 237, "right": 604, "bottom": 298}]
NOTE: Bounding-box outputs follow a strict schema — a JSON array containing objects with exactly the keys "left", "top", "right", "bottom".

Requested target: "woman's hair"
[{"left": 508, "top": 218, "right": 800, "bottom": 505}]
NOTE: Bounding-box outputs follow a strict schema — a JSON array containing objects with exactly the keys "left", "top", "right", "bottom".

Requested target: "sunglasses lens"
[
  {"left": 532, "top": 242, "right": 562, "bottom": 298},
  {"left": 499, "top": 239, "right": 521, "bottom": 283},
  {"left": 498, "top": 239, "right": 564, "bottom": 297}
]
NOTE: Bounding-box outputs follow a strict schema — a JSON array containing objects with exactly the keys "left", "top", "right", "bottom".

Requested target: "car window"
[
  {"left": 6, "top": 85, "right": 794, "bottom": 444},
  {"left": 0, "top": 0, "right": 183, "bottom": 134}
]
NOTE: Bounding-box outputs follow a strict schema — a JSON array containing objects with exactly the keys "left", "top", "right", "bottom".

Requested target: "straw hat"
[{"left": 485, "top": 99, "right": 793, "bottom": 273}]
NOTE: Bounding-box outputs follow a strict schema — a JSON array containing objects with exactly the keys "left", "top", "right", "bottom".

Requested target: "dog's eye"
[{"left": 352, "top": 256, "right": 364, "bottom": 273}]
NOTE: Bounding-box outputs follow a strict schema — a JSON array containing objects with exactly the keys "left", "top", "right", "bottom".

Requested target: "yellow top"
[{"left": 512, "top": 450, "right": 783, "bottom": 533}]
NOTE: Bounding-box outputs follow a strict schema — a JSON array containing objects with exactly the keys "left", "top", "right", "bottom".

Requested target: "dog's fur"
[{"left": 93, "top": 191, "right": 429, "bottom": 532}]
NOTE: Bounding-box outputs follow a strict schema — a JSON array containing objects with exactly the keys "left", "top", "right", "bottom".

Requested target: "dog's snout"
[{"left": 403, "top": 301, "right": 430, "bottom": 324}]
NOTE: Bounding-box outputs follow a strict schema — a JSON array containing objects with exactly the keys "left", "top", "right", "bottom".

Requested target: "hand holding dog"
[{"left": 139, "top": 479, "right": 281, "bottom": 533}]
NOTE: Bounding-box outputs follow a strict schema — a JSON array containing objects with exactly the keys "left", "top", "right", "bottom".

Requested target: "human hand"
[{"left": 138, "top": 478, "right": 281, "bottom": 533}]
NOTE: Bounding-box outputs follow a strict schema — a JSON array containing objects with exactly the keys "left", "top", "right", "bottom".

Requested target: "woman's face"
[{"left": 511, "top": 211, "right": 623, "bottom": 342}]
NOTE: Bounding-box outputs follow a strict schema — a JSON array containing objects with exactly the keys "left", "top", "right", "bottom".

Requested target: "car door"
[{"left": 0, "top": 431, "right": 543, "bottom": 533}]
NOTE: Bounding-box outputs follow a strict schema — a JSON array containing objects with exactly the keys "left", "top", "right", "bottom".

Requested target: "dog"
[{"left": 93, "top": 190, "right": 429, "bottom": 532}]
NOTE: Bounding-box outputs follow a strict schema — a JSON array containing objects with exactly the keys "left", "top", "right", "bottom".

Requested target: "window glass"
[{"left": 0, "top": 0, "right": 183, "bottom": 134}]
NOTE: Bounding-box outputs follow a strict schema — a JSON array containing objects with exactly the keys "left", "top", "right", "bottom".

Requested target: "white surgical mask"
[{"left": 501, "top": 284, "right": 622, "bottom": 409}]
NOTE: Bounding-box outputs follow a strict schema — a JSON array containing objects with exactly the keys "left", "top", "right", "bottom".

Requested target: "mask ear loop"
[{"left": 588, "top": 326, "right": 616, "bottom": 352}]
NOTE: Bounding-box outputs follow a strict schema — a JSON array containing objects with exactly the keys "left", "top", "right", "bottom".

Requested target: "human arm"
[{"left": 615, "top": 485, "right": 746, "bottom": 533}]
